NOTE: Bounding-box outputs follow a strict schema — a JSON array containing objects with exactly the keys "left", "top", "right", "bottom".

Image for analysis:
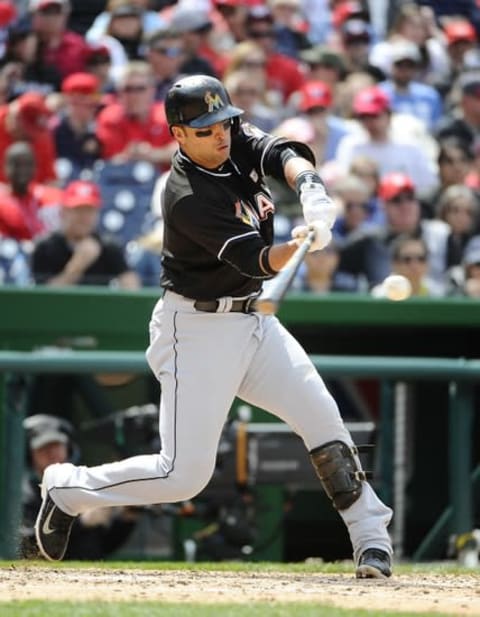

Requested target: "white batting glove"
[
  {"left": 291, "top": 220, "right": 332, "bottom": 252},
  {"left": 300, "top": 182, "right": 337, "bottom": 228}
]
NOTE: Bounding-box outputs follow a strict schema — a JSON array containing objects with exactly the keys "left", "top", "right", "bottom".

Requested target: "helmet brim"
[{"left": 187, "top": 104, "right": 244, "bottom": 128}]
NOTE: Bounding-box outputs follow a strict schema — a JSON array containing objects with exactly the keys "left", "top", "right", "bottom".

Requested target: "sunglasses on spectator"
[
  {"left": 194, "top": 119, "right": 231, "bottom": 138},
  {"left": 122, "top": 84, "right": 149, "bottom": 93},
  {"left": 249, "top": 30, "right": 276, "bottom": 39},
  {"left": 151, "top": 46, "right": 184, "bottom": 58},
  {"left": 389, "top": 192, "right": 415, "bottom": 204},
  {"left": 396, "top": 253, "right": 427, "bottom": 264}
]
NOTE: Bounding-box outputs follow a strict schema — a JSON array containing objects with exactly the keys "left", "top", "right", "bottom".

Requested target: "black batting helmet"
[{"left": 165, "top": 74, "right": 243, "bottom": 129}]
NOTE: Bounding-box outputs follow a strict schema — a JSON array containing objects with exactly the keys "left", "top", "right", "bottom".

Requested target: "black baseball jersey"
[{"left": 161, "top": 123, "right": 315, "bottom": 300}]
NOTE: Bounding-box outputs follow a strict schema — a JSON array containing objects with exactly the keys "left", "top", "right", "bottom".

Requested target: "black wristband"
[{"left": 294, "top": 170, "right": 323, "bottom": 195}]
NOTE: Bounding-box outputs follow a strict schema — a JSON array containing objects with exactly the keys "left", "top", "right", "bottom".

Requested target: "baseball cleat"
[
  {"left": 356, "top": 548, "right": 392, "bottom": 579},
  {"left": 35, "top": 466, "right": 76, "bottom": 561}
]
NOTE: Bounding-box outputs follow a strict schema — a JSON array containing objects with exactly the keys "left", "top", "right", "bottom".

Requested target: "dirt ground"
[{"left": 2, "top": 566, "right": 480, "bottom": 615}]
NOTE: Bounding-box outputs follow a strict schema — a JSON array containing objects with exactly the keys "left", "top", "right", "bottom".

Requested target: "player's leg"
[
  {"left": 238, "top": 314, "right": 392, "bottom": 574},
  {"left": 36, "top": 295, "right": 260, "bottom": 559}
]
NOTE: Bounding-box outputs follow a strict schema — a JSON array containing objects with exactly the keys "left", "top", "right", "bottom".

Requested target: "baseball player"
[{"left": 35, "top": 75, "right": 393, "bottom": 578}]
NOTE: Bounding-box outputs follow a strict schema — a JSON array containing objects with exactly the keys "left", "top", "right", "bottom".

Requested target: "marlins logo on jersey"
[{"left": 204, "top": 91, "right": 224, "bottom": 112}]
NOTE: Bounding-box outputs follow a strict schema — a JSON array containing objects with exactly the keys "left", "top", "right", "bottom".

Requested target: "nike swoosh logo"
[{"left": 42, "top": 505, "right": 57, "bottom": 535}]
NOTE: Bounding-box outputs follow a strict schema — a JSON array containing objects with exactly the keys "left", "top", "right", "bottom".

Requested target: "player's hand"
[
  {"left": 299, "top": 182, "right": 337, "bottom": 228},
  {"left": 291, "top": 220, "right": 332, "bottom": 252},
  {"left": 72, "top": 236, "right": 101, "bottom": 267}
]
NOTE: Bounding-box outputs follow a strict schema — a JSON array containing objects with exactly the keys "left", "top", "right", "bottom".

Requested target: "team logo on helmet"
[{"left": 204, "top": 91, "right": 224, "bottom": 112}]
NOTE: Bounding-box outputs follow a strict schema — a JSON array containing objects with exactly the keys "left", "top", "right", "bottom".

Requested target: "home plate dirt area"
[{"left": 2, "top": 566, "right": 480, "bottom": 614}]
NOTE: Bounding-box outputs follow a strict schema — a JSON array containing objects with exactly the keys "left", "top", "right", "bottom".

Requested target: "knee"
[{"left": 153, "top": 458, "right": 215, "bottom": 502}]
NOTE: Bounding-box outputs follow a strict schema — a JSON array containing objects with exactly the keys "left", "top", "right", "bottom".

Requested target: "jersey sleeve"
[{"left": 234, "top": 122, "right": 316, "bottom": 181}]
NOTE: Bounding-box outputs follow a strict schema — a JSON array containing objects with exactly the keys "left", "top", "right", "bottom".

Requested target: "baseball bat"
[{"left": 254, "top": 228, "right": 316, "bottom": 315}]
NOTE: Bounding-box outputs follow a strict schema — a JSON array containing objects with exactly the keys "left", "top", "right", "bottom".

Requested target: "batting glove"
[
  {"left": 299, "top": 182, "right": 337, "bottom": 228},
  {"left": 291, "top": 220, "right": 332, "bottom": 252}
]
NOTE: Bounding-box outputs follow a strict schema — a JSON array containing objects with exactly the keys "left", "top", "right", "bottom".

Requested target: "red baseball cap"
[
  {"left": 0, "top": 2, "right": 17, "bottom": 27},
  {"left": 332, "top": 1, "right": 367, "bottom": 28},
  {"left": 444, "top": 20, "right": 476, "bottom": 45},
  {"left": 61, "top": 72, "right": 100, "bottom": 96},
  {"left": 298, "top": 80, "right": 332, "bottom": 111},
  {"left": 378, "top": 172, "right": 415, "bottom": 201},
  {"left": 353, "top": 86, "right": 390, "bottom": 115},
  {"left": 15, "top": 92, "right": 51, "bottom": 131},
  {"left": 63, "top": 181, "right": 102, "bottom": 208}
]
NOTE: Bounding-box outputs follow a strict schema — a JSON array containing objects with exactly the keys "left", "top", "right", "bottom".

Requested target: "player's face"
[{"left": 173, "top": 119, "right": 232, "bottom": 168}]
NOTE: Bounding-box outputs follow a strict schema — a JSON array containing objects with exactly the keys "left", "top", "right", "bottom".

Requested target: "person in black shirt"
[
  {"left": 34, "top": 75, "right": 393, "bottom": 579},
  {"left": 32, "top": 179, "right": 139, "bottom": 287}
]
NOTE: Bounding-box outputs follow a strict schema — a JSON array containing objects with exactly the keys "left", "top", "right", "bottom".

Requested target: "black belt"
[{"left": 193, "top": 297, "right": 257, "bottom": 313}]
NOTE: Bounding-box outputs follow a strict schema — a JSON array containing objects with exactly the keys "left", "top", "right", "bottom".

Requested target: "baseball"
[{"left": 381, "top": 274, "right": 412, "bottom": 301}]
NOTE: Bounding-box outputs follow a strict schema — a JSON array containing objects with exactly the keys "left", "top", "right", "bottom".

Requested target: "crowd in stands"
[{"left": 1, "top": 0, "right": 480, "bottom": 298}]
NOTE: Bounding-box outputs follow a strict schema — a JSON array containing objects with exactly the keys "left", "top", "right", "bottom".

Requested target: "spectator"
[
  {"left": 1, "top": 13, "right": 62, "bottom": 96},
  {"left": 378, "top": 39, "right": 443, "bottom": 131},
  {"left": 335, "top": 171, "right": 450, "bottom": 291},
  {"left": 83, "top": 43, "right": 113, "bottom": 93},
  {"left": 20, "top": 413, "right": 140, "bottom": 559},
  {"left": 212, "top": 0, "right": 249, "bottom": 45},
  {"left": 338, "top": 18, "right": 374, "bottom": 73},
  {"left": 296, "top": 242, "right": 341, "bottom": 293},
  {"left": 0, "top": 92, "right": 57, "bottom": 184},
  {"left": 436, "top": 184, "right": 479, "bottom": 268},
  {"left": 245, "top": 4, "right": 305, "bottom": 105},
  {"left": 143, "top": 28, "right": 187, "bottom": 102},
  {"left": 348, "top": 154, "right": 384, "bottom": 225},
  {"left": 443, "top": 19, "right": 478, "bottom": 83},
  {"left": 330, "top": 173, "right": 375, "bottom": 244},
  {"left": 95, "top": 61, "right": 175, "bottom": 169},
  {"left": 30, "top": 0, "right": 89, "bottom": 79},
  {"left": 104, "top": 0, "right": 144, "bottom": 62},
  {"left": 290, "top": 79, "right": 355, "bottom": 165},
  {"left": 335, "top": 85, "right": 438, "bottom": 195},
  {"left": 223, "top": 69, "right": 279, "bottom": 133},
  {"left": 0, "top": 141, "right": 62, "bottom": 240},
  {"left": 53, "top": 72, "right": 102, "bottom": 177},
  {"left": 299, "top": 45, "right": 348, "bottom": 89},
  {"left": 86, "top": 0, "right": 165, "bottom": 43},
  {"left": 169, "top": 7, "right": 223, "bottom": 78},
  {"left": 447, "top": 236, "right": 480, "bottom": 297},
  {"left": 31, "top": 179, "right": 140, "bottom": 287},
  {"left": 267, "top": 0, "right": 311, "bottom": 59},
  {"left": 435, "top": 72, "right": 480, "bottom": 151},
  {"left": 368, "top": 3, "right": 449, "bottom": 86},
  {"left": 223, "top": 40, "right": 269, "bottom": 98},
  {"left": 422, "top": 138, "right": 474, "bottom": 218},
  {"left": 372, "top": 233, "right": 444, "bottom": 297}
]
